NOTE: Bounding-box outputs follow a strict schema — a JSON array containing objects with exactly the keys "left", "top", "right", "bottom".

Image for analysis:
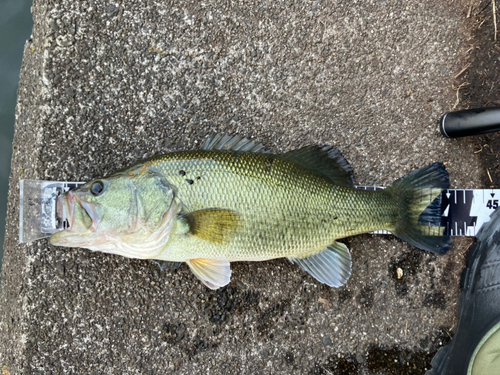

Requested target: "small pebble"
[{"left": 397, "top": 267, "right": 403, "bottom": 279}]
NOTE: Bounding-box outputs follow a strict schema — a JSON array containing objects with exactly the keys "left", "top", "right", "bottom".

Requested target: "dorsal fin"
[
  {"left": 201, "top": 134, "right": 271, "bottom": 153},
  {"left": 280, "top": 145, "right": 354, "bottom": 187}
]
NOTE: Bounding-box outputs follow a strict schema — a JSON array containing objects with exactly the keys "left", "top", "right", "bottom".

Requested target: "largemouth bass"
[{"left": 50, "top": 134, "right": 452, "bottom": 289}]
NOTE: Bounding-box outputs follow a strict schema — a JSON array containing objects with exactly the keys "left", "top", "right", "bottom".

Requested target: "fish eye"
[{"left": 90, "top": 180, "right": 104, "bottom": 196}]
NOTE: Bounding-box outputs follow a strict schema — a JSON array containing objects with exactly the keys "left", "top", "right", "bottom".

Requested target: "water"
[{"left": 0, "top": 0, "right": 34, "bottom": 280}]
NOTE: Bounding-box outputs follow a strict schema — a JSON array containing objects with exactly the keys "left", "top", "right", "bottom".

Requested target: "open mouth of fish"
[
  {"left": 57, "top": 191, "right": 97, "bottom": 233},
  {"left": 50, "top": 191, "right": 102, "bottom": 248}
]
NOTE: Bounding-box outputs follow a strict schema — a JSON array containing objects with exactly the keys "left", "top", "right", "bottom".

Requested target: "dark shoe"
[{"left": 427, "top": 208, "right": 500, "bottom": 375}]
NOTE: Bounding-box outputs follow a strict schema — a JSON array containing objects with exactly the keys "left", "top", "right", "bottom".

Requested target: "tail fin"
[{"left": 386, "top": 163, "right": 452, "bottom": 255}]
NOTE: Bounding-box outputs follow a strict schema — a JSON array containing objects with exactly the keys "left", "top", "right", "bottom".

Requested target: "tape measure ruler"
[{"left": 19, "top": 180, "right": 500, "bottom": 243}]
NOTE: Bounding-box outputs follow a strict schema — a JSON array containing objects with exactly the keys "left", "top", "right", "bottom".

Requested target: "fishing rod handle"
[{"left": 440, "top": 107, "right": 500, "bottom": 138}]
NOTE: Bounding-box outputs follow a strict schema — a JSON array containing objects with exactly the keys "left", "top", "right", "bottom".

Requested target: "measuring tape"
[
  {"left": 18, "top": 180, "right": 500, "bottom": 243},
  {"left": 439, "top": 189, "right": 499, "bottom": 236}
]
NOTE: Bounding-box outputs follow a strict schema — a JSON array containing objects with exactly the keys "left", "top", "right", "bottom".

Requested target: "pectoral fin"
[
  {"left": 187, "top": 258, "right": 231, "bottom": 289},
  {"left": 288, "top": 242, "right": 352, "bottom": 287},
  {"left": 181, "top": 208, "right": 242, "bottom": 244}
]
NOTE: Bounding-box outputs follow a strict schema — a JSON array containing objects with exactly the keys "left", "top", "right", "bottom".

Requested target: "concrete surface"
[{"left": 0, "top": 0, "right": 484, "bottom": 374}]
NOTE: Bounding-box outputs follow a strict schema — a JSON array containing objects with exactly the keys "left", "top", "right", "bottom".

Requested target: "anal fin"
[
  {"left": 187, "top": 258, "right": 231, "bottom": 290},
  {"left": 289, "top": 242, "right": 352, "bottom": 287}
]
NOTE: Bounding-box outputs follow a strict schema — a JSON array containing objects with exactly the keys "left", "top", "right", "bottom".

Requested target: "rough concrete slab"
[{"left": 0, "top": 0, "right": 484, "bottom": 374}]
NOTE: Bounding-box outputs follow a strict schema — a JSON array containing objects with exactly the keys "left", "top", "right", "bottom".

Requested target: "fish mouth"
[
  {"left": 59, "top": 190, "right": 76, "bottom": 229},
  {"left": 54, "top": 191, "right": 96, "bottom": 235},
  {"left": 50, "top": 192, "right": 97, "bottom": 247}
]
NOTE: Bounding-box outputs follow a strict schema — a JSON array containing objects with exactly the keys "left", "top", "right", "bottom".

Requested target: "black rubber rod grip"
[{"left": 440, "top": 107, "right": 500, "bottom": 138}]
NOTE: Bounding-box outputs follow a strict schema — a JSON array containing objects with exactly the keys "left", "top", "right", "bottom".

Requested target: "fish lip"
[{"left": 60, "top": 191, "right": 76, "bottom": 230}]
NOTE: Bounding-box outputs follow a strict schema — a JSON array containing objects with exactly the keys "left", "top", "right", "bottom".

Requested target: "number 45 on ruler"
[{"left": 487, "top": 199, "right": 499, "bottom": 209}]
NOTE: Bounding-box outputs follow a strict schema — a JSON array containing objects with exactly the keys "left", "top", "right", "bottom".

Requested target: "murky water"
[{"left": 0, "top": 0, "right": 34, "bottom": 281}]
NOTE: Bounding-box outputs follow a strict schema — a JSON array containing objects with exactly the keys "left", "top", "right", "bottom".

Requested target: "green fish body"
[{"left": 50, "top": 135, "right": 452, "bottom": 289}]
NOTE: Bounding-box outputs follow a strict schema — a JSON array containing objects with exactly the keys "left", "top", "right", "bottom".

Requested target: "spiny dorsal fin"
[
  {"left": 201, "top": 134, "right": 271, "bottom": 153},
  {"left": 187, "top": 258, "right": 231, "bottom": 289},
  {"left": 280, "top": 145, "right": 354, "bottom": 187},
  {"left": 181, "top": 208, "right": 242, "bottom": 244},
  {"left": 288, "top": 242, "right": 352, "bottom": 287}
]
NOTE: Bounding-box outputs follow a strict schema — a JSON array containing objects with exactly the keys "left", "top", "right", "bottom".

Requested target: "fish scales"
[{"left": 140, "top": 150, "right": 397, "bottom": 262}]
